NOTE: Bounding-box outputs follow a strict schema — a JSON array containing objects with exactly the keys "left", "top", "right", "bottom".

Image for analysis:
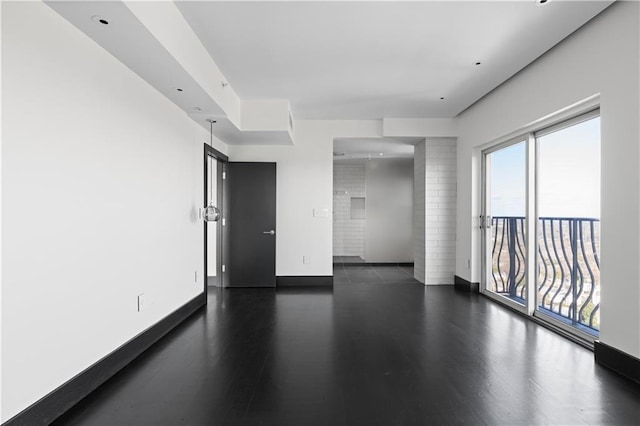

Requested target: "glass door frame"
[
  {"left": 204, "top": 143, "right": 229, "bottom": 292},
  {"left": 479, "top": 107, "right": 601, "bottom": 345},
  {"left": 480, "top": 135, "right": 536, "bottom": 316},
  {"left": 531, "top": 109, "right": 601, "bottom": 344}
]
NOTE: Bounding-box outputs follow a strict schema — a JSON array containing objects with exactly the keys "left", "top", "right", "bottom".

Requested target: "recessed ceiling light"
[
  {"left": 91, "top": 15, "right": 109, "bottom": 25},
  {"left": 536, "top": 0, "right": 550, "bottom": 5},
  {"left": 474, "top": 61, "right": 482, "bottom": 66},
  {"left": 379, "top": 153, "right": 384, "bottom": 156},
  {"left": 193, "top": 107, "right": 202, "bottom": 112},
  {"left": 176, "top": 88, "right": 183, "bottom": 92},
  {"left": 440, "top": 97, "right": 445, "bottom": 100}
]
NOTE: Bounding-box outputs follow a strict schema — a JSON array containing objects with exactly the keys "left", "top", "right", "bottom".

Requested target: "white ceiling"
[
  {"left": 177, "top": 1, "right": 612, "bottom": 120},
  {"left": 334, "top": 137, "right": 422, "bottom": 161},
  {"left": 47, "top": 1, "right": 227, "bottom": 117}
]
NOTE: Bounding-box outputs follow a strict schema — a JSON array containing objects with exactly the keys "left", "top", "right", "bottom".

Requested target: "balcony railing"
[{"left": 490, "top": 216, "right": 600, "bottom": 335}]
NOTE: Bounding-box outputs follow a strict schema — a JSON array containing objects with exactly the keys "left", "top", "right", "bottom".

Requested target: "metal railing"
[{"left": 490, "top": 216, "right": 600, "bottom": 334}]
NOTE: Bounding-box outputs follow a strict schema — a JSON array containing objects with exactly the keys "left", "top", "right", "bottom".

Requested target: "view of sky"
[{"left": 490, "top": 117, "right": 601, "bottom": 219}]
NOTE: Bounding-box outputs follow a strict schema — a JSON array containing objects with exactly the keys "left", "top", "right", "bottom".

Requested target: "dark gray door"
[{"left": 228, "top": 162, "right": 276, "bottom": 287}]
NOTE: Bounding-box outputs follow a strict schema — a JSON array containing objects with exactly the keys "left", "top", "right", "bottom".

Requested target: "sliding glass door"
[
  {"left": 482, "top": 140, "right": 528, "bottom": 308},
  {"left": 482, "top": 110, "right": 601, "bottom": 340},
  {"left": 535, "top": 113, "right": 601, "bottom": 336}
]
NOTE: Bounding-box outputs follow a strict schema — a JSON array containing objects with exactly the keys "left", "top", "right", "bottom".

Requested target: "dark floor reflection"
[{"left": 54, "top": 269, "right": 640, "bottom": 426}]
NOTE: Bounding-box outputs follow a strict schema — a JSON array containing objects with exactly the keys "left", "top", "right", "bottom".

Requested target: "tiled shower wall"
[{"left": 333, "top": 164, "right": 366, "bottom": 257}]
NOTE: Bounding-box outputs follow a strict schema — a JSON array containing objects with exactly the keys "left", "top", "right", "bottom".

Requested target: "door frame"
[
  {"left": 204, "top": 144, "right": 229, "bottom": 296},
  {"left": 480, "top": 135, "right": 531, "bottom": 316},
  {"left": 479, "top": 105, "right": 601, "bottom": 345}
]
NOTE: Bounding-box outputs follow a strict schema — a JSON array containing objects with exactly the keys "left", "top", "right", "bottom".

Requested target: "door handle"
[
  {"left": 263, "top": 230, "right": 275, "bottom": 235},
  {"left": 480, "top": 215, "right": 493, "bottom": 229}
]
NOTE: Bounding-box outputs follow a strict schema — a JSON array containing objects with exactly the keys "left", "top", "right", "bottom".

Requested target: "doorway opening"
[
  {"left": 204, "top": 144, "right": 228, "bottom": 289},
  {"left": 332, "top": 138, "right": 417, "bottom": 267}
]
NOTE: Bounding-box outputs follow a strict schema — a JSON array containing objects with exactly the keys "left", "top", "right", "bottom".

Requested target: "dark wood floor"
[{"left": 54, "top": 267, "right": 640, "bottom": 425}]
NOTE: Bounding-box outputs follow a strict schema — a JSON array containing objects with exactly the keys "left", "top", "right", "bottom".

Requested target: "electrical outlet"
[
  {"left": 467, "top": 259, "right": 471, "bottom": 269},
  {"left": 303, "top": 256, "right": 311, "bottom": 264},
  {"left": 195, "top": 270, "right": 198, "bottom": 282},
  {"left": 137, "top": 294, "right": 146, "bottom": 312}
]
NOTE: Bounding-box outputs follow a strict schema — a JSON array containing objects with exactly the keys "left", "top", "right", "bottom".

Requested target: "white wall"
[
  {"left": 365, "top": 158, "right": 414, "bottom": 262},
  {"left": 229, "top": 120, "right": 381, "bottom": 276},
  {"left": 228, "top": 122, "right": 334, "bottom": 276},
  {"left": 333, "top": 163, "right": 366, "bottom": 258},
  {"left": 1, "top": 2, "right": 226, "bottom": 421},
  {"left": 455, "top": 2, "right": 640, "bottom": 357}
]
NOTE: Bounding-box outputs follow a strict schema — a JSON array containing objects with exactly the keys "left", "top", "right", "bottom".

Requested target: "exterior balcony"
[{"left": 489, "top": 216, "right": 600, "bottom": 336}]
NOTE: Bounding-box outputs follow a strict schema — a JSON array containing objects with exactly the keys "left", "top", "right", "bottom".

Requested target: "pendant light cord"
[{"left": 208, "top": 119, "right": 214, "bottom": 204}]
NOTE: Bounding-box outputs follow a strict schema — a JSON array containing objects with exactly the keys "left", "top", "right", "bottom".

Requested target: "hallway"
[{"left": 55, "top": 269, "right": 640, "bottom": 425}]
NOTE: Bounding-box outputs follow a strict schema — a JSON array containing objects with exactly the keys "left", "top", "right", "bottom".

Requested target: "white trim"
[
  {"left": 535, "top": 108, "right": 601, "bottom": 139},
  {"left": 482, "top": 134, "right": 527, "bottom": 155},
  {"left": 525, "top": 133, "right": 537, "bottom": 316},
  {"left": 480, "top": 152, "right": 488, "bottom": 293},
  {"left": 475, "top": 94, "right": 600, "bottom": 152}
]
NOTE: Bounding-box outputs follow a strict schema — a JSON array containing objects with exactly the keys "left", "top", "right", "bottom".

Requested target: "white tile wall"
[
  {"left": 333, "top": 164, "right": 366, "bottom": 257},
  {"left": 425, "top": 138, "right": 457, "bottom": 285}
]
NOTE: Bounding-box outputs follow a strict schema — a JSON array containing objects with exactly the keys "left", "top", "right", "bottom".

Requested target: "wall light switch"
[{"left": 303, "top": 256, "right": 311, "bottom": 264}]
